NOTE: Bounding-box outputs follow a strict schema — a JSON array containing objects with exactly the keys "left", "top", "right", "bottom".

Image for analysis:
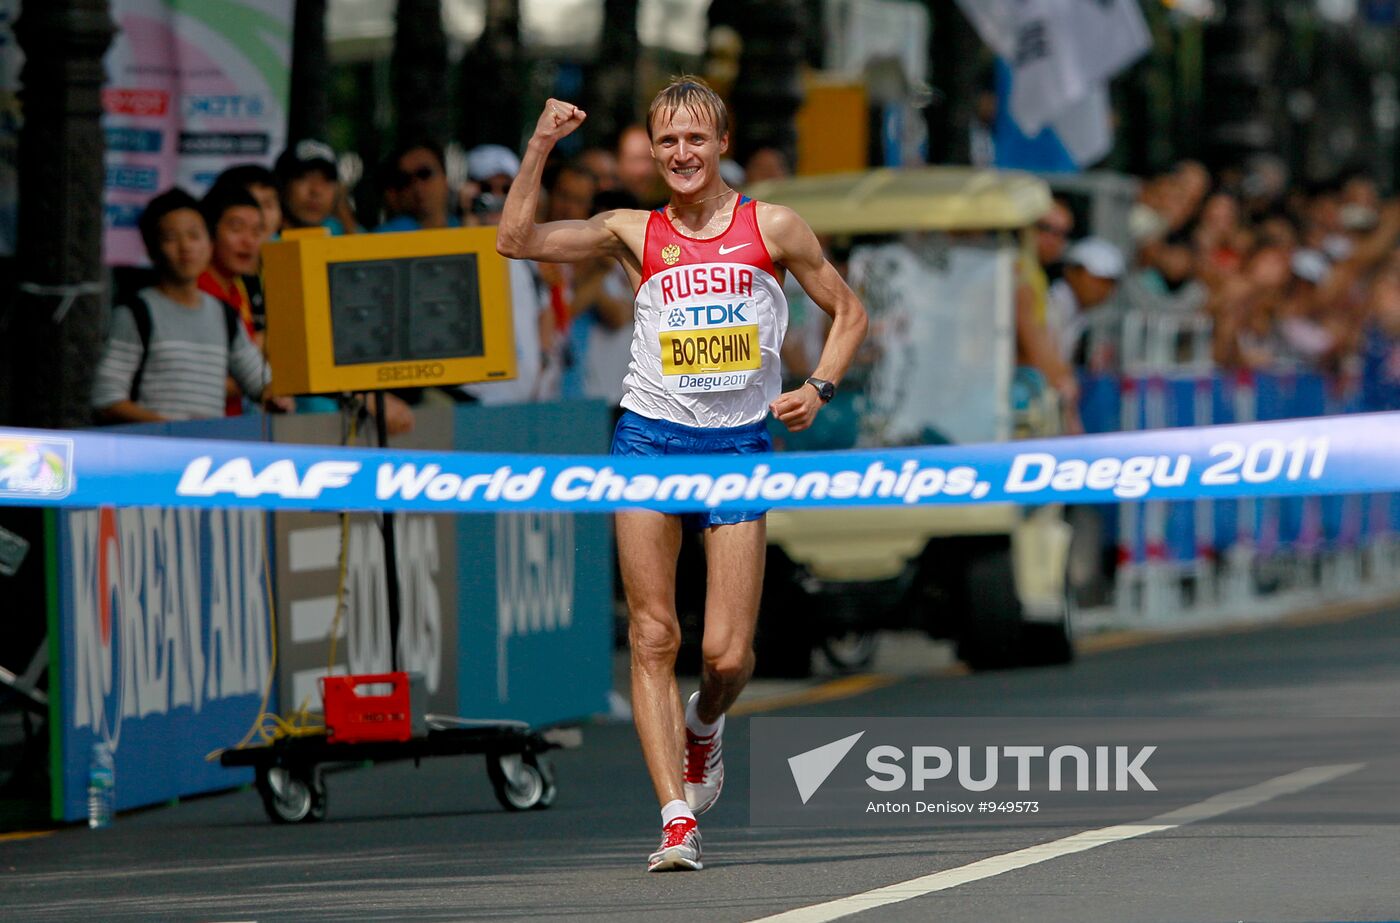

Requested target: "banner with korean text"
[{"left": 103, "top": 0, "right": 292, "bottom": 264}]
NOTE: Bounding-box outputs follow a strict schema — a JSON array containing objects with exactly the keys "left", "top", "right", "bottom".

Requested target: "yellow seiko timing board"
[{"left": 260, "top": 226, "right": 516, "bottom": 396}]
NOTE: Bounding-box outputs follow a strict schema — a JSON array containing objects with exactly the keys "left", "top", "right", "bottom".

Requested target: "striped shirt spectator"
[
  {"left": 92, "top": 187, "right": 275, "bottom": 424},
  {"left": 92, "top": 286, "right": 270, "bottom": 419}
]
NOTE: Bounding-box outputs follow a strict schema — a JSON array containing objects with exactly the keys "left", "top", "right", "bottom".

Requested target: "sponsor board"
[
  {"left": 100, "top": 1, "right": 293, "bottom": 264},
  {"left": 452, "top": 402, "right": 613, "bottom": 727},
  {"left": 55, "top": 505, "right": 272, "bottom": 820},
  {"left": 45, "top": 406, "right": 615, "bottom": 820},
  {"left": 273, "top": 512, "right": 458, "bottom": 717},
  {"left": 270, "top": 399, "right": 459, "bottom": 718}
]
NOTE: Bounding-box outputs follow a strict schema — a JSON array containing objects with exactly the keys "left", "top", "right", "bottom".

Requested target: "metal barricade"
[
  {"left": 1082, "top": 308, "right": 1400, "bottom": 628},
  {"left": 1112, "top": 310, "right": 1217, "bottom": 624}
]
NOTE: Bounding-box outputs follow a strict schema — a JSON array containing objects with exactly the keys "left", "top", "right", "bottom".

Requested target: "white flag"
[
  {"left": 956, "top": 0, "right": 1150, "bottom": 136},
  {"left": 1051, "top": 84, "right": 1112, "bottom": 166}
]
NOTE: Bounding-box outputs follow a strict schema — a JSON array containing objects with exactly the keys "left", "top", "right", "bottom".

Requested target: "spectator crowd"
[
  {"left": 93, "top": 121, "right": 1400, "bottom": 436},
  {"left": 1021, "top": 157, "right": 1400, "bottom": 421}
]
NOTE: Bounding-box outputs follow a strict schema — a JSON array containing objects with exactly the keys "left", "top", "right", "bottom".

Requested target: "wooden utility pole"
[{"left": 3, "top": 0, "right": 116, "bottom": 429}]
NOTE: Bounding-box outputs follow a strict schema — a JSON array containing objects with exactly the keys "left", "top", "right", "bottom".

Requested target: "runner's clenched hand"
[
  {"left": 532, "top": 99, "right": 587, "bottom": 146},
  {"left": 770, "top": 384, "right": 822, "bottom": 433}
]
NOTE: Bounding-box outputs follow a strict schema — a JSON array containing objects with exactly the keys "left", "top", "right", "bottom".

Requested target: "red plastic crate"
[{"left": 320, "top": 672, "right": 415, "bottom": 743}]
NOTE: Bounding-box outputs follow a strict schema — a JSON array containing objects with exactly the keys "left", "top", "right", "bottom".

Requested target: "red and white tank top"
[{"left": 622, "top": 196, "right": 789, "bottom": 428}]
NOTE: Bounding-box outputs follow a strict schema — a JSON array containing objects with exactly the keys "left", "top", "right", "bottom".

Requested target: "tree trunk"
[
  {"left": 288, "top": 0, "right": 328, "bottom": 143},
  {"left": 583, "top": 0, "right": 638, "bottom": 149},
  {"left": 393, "top": 0, "right": 449, "bottom": 147},
  {"left": 3, "top": 0, "right": 116, "bottom": 429},
  {"left": 458, "top": 0, "right": 523, "bottom": 150},
  {"left": 1201, "top": 0, "right": 1277, "bottom": 169},
  {"left": 717, "top": 0, "right": 805, "bottom": 167}
]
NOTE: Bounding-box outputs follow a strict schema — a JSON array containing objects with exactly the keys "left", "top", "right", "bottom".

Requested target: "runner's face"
[{"left": 651, "top": 107, "right": 728, "bottom": 199}]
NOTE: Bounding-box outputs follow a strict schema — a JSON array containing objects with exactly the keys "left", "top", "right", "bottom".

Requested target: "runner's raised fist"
[{"left": 533, "top": 99, "right": 587, "bottom": 145}]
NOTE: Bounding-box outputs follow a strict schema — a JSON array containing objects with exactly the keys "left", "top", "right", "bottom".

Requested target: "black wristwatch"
[{"left": 805, "top": 377, "right": 836, "bottom": 403}]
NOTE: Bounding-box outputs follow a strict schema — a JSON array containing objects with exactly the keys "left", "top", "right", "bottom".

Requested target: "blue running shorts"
[{"left": 610, "top": 409, "right": 773, "bottom": 531}]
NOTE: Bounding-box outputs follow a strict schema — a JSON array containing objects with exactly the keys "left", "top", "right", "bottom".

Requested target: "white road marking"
[{"left": 749, "top": 763, "right": 1364, "bottom": 923}]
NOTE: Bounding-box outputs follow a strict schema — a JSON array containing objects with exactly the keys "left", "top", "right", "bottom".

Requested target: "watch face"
[{"left": 809, "top": 378, "right": 834, "bottom": 401}]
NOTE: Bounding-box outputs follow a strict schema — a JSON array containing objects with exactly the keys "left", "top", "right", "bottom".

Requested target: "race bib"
[{"left": 657, "top": 302, "right": 761, "bottom": 393}]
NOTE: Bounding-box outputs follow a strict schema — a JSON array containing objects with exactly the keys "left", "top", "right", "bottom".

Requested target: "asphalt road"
[{"left": 4, "top": 607, "right": 1400, "bottom": 922}]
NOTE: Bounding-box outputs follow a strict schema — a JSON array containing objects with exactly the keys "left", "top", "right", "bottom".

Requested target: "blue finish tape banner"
[{"left": 4, "top": 413, "right": 1400, "bottom": 514}]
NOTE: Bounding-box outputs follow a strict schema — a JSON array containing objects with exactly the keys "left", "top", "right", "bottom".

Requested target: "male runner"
[{"left": 497, "top": 76, "right": 867, "bottom": 872}]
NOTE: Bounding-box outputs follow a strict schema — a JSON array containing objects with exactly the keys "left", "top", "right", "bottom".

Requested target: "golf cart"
[{"left": 744, "top": 166, "right": 1075, "bottom": 676}]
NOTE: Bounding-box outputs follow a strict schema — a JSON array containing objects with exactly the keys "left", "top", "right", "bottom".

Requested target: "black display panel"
[{"left": 328, "top": 253, "right": 485, "bottom": 366}]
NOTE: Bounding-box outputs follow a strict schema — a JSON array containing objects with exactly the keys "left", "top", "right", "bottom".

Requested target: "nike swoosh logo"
[{"left": 717, "top": 242, "right": 751, "bottom": 255}]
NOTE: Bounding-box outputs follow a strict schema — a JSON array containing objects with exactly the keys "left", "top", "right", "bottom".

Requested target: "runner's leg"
[
  {"left": 618, "top": 508, "right": 687, "bottom": 807},
  {"left": 695, "top": 517, "right": 766, "bottom": 724}
]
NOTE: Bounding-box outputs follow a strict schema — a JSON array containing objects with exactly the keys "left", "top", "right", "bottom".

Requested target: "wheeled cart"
[{"left": 220, "top": 721, "right": 580, "bottom": 823}]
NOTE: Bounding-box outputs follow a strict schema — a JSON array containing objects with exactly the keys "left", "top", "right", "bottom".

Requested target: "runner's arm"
[
  {"left": 497, "top": 99, "right": 631, "bottom": 263},
  {"left": 761, "top": 205, "right": 868, "bottom": 431}
]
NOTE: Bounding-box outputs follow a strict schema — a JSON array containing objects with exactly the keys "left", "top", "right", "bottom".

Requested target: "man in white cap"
[
  {"left": 1048, "top": 236, "right": 1125, "bottom": 367},
  {"left": 466, "top": 144, "right": 520, "bottom": 202}
]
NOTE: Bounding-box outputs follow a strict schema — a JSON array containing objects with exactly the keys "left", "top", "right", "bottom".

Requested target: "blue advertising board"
[
  {"left": 51, "top": 417, "right": 272, "bottom": 821},
  {"left": 453, "top": 401, "right": 614, "bottom": 727}
]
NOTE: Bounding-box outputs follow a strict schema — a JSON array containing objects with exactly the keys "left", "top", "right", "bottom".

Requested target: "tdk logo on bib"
[{"left": 678, "top": 303, "right": 749, "bottom": 326}]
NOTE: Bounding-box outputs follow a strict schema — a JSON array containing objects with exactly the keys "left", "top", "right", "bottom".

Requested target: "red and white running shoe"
[
  {"left": 684, "top": 726, "right": 725, "bottom": 814},
  {"left": 647, "top": 817, "right": 703, "bottom": 872},
  {"left": 684, "top": 695, "right": 725, "bottom": 814}
]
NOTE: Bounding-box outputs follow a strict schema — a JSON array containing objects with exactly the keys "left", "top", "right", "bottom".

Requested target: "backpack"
[{"left": 126, "top": 293, "right": 242, "bottom": 403}]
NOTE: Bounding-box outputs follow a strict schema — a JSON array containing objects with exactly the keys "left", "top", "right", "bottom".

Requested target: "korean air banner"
[
  {"left": 6, "top": 413, "right": 1400, "bottom": 515},
  {"left": 102, "top": 0, "right": 292, "bottom": 264},
  {"left": 49, "top": 417, "right": 274, "bottom": 822}
]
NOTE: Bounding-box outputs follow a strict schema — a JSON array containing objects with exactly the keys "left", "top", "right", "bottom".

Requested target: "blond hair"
[{"left": 647, "top": 75, "right": 729, "bottom": 140}]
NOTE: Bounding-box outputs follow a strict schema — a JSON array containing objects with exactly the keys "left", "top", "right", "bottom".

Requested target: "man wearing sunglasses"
[{"left": 376, "top": 140, "right": 461, "bottom": 233}]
